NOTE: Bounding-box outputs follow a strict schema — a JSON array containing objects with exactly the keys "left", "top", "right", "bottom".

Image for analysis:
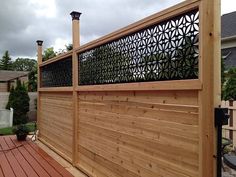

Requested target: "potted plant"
[{"left": 13, "top": 124, "right": 29, "bottom": 141}]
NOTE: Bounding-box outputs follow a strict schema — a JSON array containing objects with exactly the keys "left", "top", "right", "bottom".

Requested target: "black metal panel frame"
[{"left": 41, "top": 57, "right": 72, "bottom": 87}]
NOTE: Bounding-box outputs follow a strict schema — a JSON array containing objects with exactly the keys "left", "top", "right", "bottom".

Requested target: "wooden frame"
[
  {"left": 77, "top": 79, "right": 202, "bottom": 92},
  {"left": 37, "top": 0, "right": 220, "bottom": 176}
]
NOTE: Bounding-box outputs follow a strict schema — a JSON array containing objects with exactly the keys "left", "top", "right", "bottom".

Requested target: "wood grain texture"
[
  {"left": 39, "top": 92, "right": 73, "bottom": 162},
  {"left": 198, "top": 0, "right": 220, "bottom": 176},
  {"left": 36, "top": 0, "right": 220, "bottom": 176},
  {"left": 76, "top": 90, "right": 199, "bottom": 177},
  {"left": 77, "top": 79, "right": 202, "bottom": 92}
]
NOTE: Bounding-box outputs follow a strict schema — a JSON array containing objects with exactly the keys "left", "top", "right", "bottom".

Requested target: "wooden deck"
[{"left": 0, "top": 136, "right": 74, "bottom": 177}]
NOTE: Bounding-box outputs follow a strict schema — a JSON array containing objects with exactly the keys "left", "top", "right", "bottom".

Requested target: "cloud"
[{"left": 1, "top": 0, "right": 233, "bottom": 59}]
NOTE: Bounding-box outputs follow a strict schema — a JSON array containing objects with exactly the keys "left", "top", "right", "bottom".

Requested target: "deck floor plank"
[
  {"left": 0, "top": 137, "right": 16, "bottom": 177},
  {"left": 29, "top": 142, "right": 74, "bottom": 177},
  {"left": 10, "top": 138, "right": 51, "bottom": 177},
  {"left": 0, "top": 165, "right": 4, "bottom": 177},
  {"left": 24, "top": 143, "right": 62, "bottom": 177},
  {"left": 0, "top": 135, "right": 75, "bottom": 177},
  {"left": 7, "top": 137, "right": 39, "bottom": 177},
  {"left": 3, "top": 137, "right": 27, "bottom": 177}
]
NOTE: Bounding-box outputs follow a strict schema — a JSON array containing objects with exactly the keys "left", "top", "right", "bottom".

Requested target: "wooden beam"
[
  {"left": 36, "top": 40, "right": 43, "bottom": 138},
  {"left": 70, "top": 11, "right": 81, "bottom": 166},
  {"left": 198, "top": 0, "right": 220, "bottom": 176},
  {"left": 38, "top": 87, "right": 73, "bottom": 92},
  {"left": 77, "top": 79, "right": 202, "bottom": 92},
  {"left": 39, "top": 51, "right": 73, "bottom": 67}
]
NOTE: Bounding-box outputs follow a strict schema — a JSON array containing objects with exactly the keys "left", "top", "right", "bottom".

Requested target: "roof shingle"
[
  {"left": 222, "top": 11, "right": 236, "bottom": 38},
  {"left": 0, "top": 70, "right": 28, "bottom": 82}
]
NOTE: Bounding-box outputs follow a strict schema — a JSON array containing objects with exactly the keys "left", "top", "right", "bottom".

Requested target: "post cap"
[
  {"left": 70, "top": 11, "right": 82, "bottom": 20},
  {"left": 36, "top": 40, "right": 43, "bottom": 46}
]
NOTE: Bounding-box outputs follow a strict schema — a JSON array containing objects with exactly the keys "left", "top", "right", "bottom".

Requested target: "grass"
[{"left": 0, "top": 122, "right": 36, "bottom": 135}]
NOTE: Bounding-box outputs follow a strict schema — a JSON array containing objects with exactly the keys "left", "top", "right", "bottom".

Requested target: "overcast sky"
[{"left": 0, "top": 0, "right": 235, "bottom": 59}]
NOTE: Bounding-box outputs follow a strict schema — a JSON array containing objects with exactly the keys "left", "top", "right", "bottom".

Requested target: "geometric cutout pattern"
[
  {"left": 79, "top": 9, "right": 199, "bottom": 85},
  {"left": 41, "top": 57, "right": 72, "bottom": 87}
]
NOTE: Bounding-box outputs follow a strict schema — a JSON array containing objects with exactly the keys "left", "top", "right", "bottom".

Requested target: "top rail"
[
  {"left": 75, "top": 0, "right": 200, "bottom": 54},
  {"left": 39, "top": 50, "right": 73, "bottom": 67}
]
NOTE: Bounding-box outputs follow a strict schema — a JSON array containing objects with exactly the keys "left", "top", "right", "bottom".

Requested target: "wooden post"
[
  {"left": 36, "top": 40, "right": 43, "bottom": 65},
  {"left": 36, "top": 40, "right": 43, "bottom": 138},
  {"left": 199, "top": 0, "right": 220, "bottom": 176},
  {"left": 70, "top": 11, "right": 81, "bottom": 49},
  {"left": 70, "top": 11, "right": 81, "bottom": 166}
]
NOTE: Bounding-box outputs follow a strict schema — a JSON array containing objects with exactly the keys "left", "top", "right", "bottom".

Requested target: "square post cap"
[
  {"left": 70, "top": 11, "right": 82, "bottom": 20},
  {"left": 36, "top": 40, "right": 43, "bottom": 46}
]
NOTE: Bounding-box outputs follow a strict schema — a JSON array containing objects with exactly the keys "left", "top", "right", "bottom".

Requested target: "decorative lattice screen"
[
  {"left": 41, "top": 57, "right": 72, "bottom": 87},
  {"left": 78, "top": 9, "right": 199, "bottom": 85}
]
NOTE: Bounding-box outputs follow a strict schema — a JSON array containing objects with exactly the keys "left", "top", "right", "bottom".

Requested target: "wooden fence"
[
  {"left": 37, "top": 0, "right": 221, "bottom": 177},
  {"left": 222, "top": 100, "right": 236, "bottom": 147}
]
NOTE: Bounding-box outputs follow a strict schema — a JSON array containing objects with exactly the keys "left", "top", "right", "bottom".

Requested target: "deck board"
[{"left": 0, "top": 136, "right": 74, "bottom": 177}]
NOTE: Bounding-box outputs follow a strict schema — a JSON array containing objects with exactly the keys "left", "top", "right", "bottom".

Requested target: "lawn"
[{"left": 0, "top": 122, "right": 36, "bottom": 135}]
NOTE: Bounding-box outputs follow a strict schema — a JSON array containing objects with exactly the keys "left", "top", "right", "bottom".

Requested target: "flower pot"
[{"left": 16, "top": 134, "right": 27, "bottom": 141}]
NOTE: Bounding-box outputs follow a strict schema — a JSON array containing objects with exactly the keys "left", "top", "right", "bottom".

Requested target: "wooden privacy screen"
[{"left": 37, "top": 0, "right": 220, "bottom": 177}]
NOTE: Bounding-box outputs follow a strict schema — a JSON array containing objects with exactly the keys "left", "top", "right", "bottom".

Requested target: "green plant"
[
  {"left": 42, "top": 47, "right": 56, "bottom": 61},
  {"left": 28, "top": 63, "right": 37, "bottom": 92},
  {"left": 12, "top": 58, "right": 37, "bottom": 71},
  {"left": 223, "top": 67, "right": 236, "bottom": 100},
  {"left": 0, "top": 122, "right": 36, "bottom": 135},
  {"left": 13, "top": 124, "right": 30, "bottom": 141},
  {"left": 0, "top": 50, "right": 13, "bottom": 70},
  {"left": 13, "top": 124, "right": 30, "bottom": 134},
  {"left": 6, "top": 80, "right": 30, "bottom": 125},
  {"left": 6, "top": 86, "right": 15, "bottom": 110}
]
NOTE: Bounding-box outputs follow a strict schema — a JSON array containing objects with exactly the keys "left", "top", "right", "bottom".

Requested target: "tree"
[
  {"left": 28, "top": 64, "right": 37, "bottom": 92},
  {"left": 6, "top": 80, "right": 30, "bottom": 125},
  {"left": 6, "top": 87, "right": 15, "bottom": 110},
  {"left": 12, "top": 58, "right": 37, "bottom": 71},
  {"left": 0, "top": 50, "right": 13, "bottom": 70},
  {"left": 42, "top": 47, "right": 56, "bottom": 61},
  {"left": 223, "top": 67, "right": 236, "bottom": 100},
  {"left": 221, "top": 57, "right": 226, "bottom": 99}
]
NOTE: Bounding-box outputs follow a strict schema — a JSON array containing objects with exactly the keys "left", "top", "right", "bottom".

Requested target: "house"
[
  {"left": 0, "top": 70, "right": 28, "bottom": 92},
  {"left": 222, "top": 11, "right": 236, "bottom": 69}
]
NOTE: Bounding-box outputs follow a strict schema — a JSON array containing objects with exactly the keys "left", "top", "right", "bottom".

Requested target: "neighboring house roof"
[
  {"left": 222, "top": 47, "right": 236, "bottom": 69},
  {"left": 221, "top": 11, "right": 236, "bottom": 69},
  {"left": 0, "top": 70, "right": 28, "bottom": 82},
  {"left": 222, "top": 11, "right": 236, "bottom": 38}
]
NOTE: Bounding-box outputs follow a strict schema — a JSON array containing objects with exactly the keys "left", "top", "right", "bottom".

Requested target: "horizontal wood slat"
[
  {"left": 77, "top": 79, "right": 202, "bottom": 92},
  {"left": 39, "top": 87, "right": 73, "bottom": 92},
  {"left": 77, "top": 90, "right": 199, "bottom": 177},
  {"left": 39, "top": 92, "right": 73, "bottom": 162}
]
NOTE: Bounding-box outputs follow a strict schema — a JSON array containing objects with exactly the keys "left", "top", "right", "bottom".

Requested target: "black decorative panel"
[
  {"left": 79, "top": 9, "right": 199, "bottom": 85},
  {"left": 41, "top": 57, "right": 72, "bottom": 87}
]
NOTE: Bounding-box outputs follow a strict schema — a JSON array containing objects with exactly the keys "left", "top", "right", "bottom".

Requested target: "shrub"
[
  {"left": 223, "top": 67, "right": 236, "bottom": 100},
  {"left": 13, "top": 124, "right": 30, "bottom": 135},
  {"left": 6, "top": 80, "right": 30, "bottom": 125}
]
